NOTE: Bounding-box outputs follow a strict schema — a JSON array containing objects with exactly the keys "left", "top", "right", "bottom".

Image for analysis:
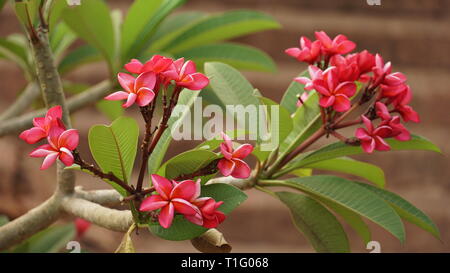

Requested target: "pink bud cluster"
[
  {"left": 105, "top": 55, "right": 209, "bottom": 108},
  {"left": 140, "top": 174, "right": 225, "bottom": 229},
  {"left": 19, "top": 106, "right": 79, "bottom": 169},
  {"left": 286, "top": 31, "right": 420, "bottom": 153}
]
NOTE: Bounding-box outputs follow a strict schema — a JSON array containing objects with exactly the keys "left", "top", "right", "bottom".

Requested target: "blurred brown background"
[{"left": 0, "top": 0, "right": 449, "bottom": 252}]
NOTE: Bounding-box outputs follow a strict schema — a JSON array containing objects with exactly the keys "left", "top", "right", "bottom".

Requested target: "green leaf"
[
  {"left": 122, "top": 0, "right": 185, "bottom": 60},
  {"left": 96, "top": 100, "right": 124, "bottom": 121},
  {"left": 279, "top": 91, "right": 321, "bottom": 156},
  {"left": 147, "top": 90, "right": 199, "bottom": 175},
  {"left": 288, "top": 135, "right": 441, "bottom": 169},
  {"left": 276, "top": 192, "right": 350, "bottom": 253},
  {"left": 149, "top": 183, "right": 247, "bottom": 241},
  {"left": 14, "top": 0, "right": 40, "bottom": 27},
  {"left": 358, "top": 183, "right": 440, "bottom": 239},
  {"left": 205, "top": 61, "right": 259, "bottom": 110},
  {"left": 290, "top": 168, "right": 312, "bottom": 177},
  {"left": 0, "top": 37, "right": 30, "bottom": 73},
  {"left": 176, "top": 43, "right": 276, "bottom": 72},
  {"left": 88, "top": 116, "right": 139, "bottom": 187},
  {"left": 157, "top": 149, "right": 219, "bottom": 182},
  {"left": 11, "top": 224, "right": 76, "bottom": 253},
  {"left": 279, "top": 176, "right": 405, "bottom": 242},
  {"left": 50, "top": 22, "right": 76, "bottom": 62},
  {"left": 162, "top": 10, "right": 280, "bottom": 54},
  {"left": 148, "top": 11, "right": 206, "bottom": 52},
  {"left": 280, "top": 70, "right": 308, "bottom": 114},
  {"left": 115, "top": 225, "right": 136, "bottom": 253},
  {"left": 62, "top": 0, "right": 115, "bottom": 68},
  {"left": 303, "top": 157, "right": 386, "bottom": 188},
  {"left": 58, "top": 45, "right": 102, "bottom": 74}
]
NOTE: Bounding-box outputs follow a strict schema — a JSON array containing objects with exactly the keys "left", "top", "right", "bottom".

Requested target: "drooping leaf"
[
  {"left": 176, "top": 43, "right": 276, "bottom": 72},
  {"left": 358, "top": 182, "right": 440, "bottom": 239},
  {"left": 149, "top": 183, "right": 247, "bottom": 241},
  {"left": 115, "top": 224, "right": 136, "bottom": 253},
  {"left": 276, "top": 192, "right": 350, "bottom": 253},
  {"left": 161, "top": 10, "right": 280, "bottom": 54},
  {"left": 62, "top": 0, "right": 115, "bottom": 68},
  {"left": 278, "top": 176, "right": 405, "bottom": 242},
  {"left": 302, "top": 157, "right": 386, "bottom": 188},
  {"left": 287, "top": 135, "right": 441, "bottom": 170},
  {"left": 88, "top": 116, "right": 139, "bottom": 188}
]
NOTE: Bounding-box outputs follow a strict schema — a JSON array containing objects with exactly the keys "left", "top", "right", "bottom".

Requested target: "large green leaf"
[
  {"left": 122, "top": 0, "right": 185, "bottom": 60},
  {"left": 157, "top": 149, "right": 220, "bottom": 182},
  {"left": 58, "top": 45, "right": 102, "bottom": 74},
  {"left": 14, "top": 0, "right": 40, "bottom": 27},
  {"left": 280, "top": 70, "right": 308, "bottom": 114},
  {"left": 96, "top": 100, "right": 124, "bottom": 121},
  {"left": 276, "top": 192, "right": 349, "bottom": 253},
  {"left": 148, "top": 11, "right": 206, "bottom": 52},
  {"left": 286, "top": 135, "right": 441, "bottom": 170},
  {"left": 149, "top": 183, "right": 247, "bottom": 241},
  {"left": 88, "top": 116, "right": 139, "bottom": 185},
  {"left": 162, "top": 10, "right": 280, "bottom": 54},
  {"left": 50, "top": 22, "right": 76, "bottom": 62},
  {"left": 268, "top": 176, "right": 406, "bottom": 242},
  {"left": 290, "top": 157, "right": 386, "bottom": 188},
  {"left": 176, "top": 43, "right": 276, "bottom": 72},
  {"left": 147, "top": 90, "right": 200, "bottom": 176},
  {"left": 0, "top": 37, "right": 30, "bottom": 73},
  {"left": 358, "top": 183, "right": 440, "bottom": 239},
  {"left": 10, "top": 224, "right": 76, "bottom": 253},
  {"left": 62, "top": 0, "right": 115, "bottom": 68}
]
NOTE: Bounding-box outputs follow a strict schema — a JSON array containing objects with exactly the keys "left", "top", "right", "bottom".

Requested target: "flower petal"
[
  {"left": 122, "top": 93, "right": 137, "bottom": 108},
  {"left": 361, "top": 139, "right": 376, "bottom": 154},
  {"left": 230, "top": 159, "right": 251, "bottom": 179},
  {"left": 134, "top": 72, "right": 156, "bottom": 91},
  {"left": 58, "top": 129, "right": 79, "bottom": 150},
  {"left": 59, "top": 147, "right": 74, "bottom": 166},
  {"left": 151, "top": 174, "right": 173, "bottom": 200},
  {"left": 333, "top": 94, "right": 351, "bottom": 112},
  {"left": 124, "top": 59, "right": 143, "bottom": 74},
  {"left": 140, "top": 195, "right": 168, "bottom": 211},
  {"left": 232, "top": 144, "right": 253, "bottom": 159},
  {"left": 29, "top": 144, "right": 55, "bottom": 157},
  {"left": 217, "top": 158, "right": 235, "bottom": 177},
  {"left": 285, "top": 47, "right": 301, "bottom": 57},
  {"left": 184, "top": 73, "right": 209, "bottom": 90},
  {"left": 172, "top": 198, "right": 199, "bottom": 216},
  {"left": 20, "top": 127, "right": 47, "bottom": 144},
  {"left": 117, "top": 73, "right": 135, "bottom": 93},
  {"left": 158, "top": 203, "right": 174, "bottom": 229},
  {"left": 136, "top": 87, "right": 155, "bottom": 107},
  {"left": 104, "top": 91, "right": 130, "bottom": 101},
  {"left": 171, "top": 180, "right": 198, "bottom": 201},
  {"left": 45, "top": 105, "right": 63, "bottom": 120},
  {"left": 40, "top": 152, "right": 59, "bottom": 170},
  {"left": 319, "top": 95, "right": 335, "bottom": 108}
]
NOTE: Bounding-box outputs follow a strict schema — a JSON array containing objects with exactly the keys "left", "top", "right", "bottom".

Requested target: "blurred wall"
[{"left": 0, "top": 0, "right": 449, "bottom": 252}]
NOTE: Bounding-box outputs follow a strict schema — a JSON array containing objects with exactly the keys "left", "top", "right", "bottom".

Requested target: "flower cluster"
[
  {"left": 105, "top": 55, "right": 209, "bottom": 108},
  {"left": 217, "top": 132, "right": 253, "bottom": 179},
  {"left": 140, "top": 174, "right": 225, "bottom": 229},
  {"left": 19, "top": 106, "right": 79, "bottom": 169},
  {"left": 287, "top": 31, "right": 420, "bottom": 153}
]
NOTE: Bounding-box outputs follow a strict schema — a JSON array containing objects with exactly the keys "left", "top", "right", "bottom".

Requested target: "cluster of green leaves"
[
  {"left": 0, "top": 216, "right": 78, "bottom": 253},
  {"left": 202, "top": 62, "right": 442, "bottom": 252}
]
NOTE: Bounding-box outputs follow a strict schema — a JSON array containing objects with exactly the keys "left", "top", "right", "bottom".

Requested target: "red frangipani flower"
[
  {"left": 124, "top": 55, "right": 174, "bottom": 75},
  {"left": 29, "top": 127, "right": 79, "bottom": 169},
  {"left": 75, "top": 218, "right": 91, "bottom": 238},
  {"left": 355, "top": 115, "right": 392, "bottom": 153},
  {"left": 19, "top": 105, "right": 65, "bottom": 144},
  {"left": 217, "top": 132, "right": 253, "bottom": 179},
  {"left": 376, "top": 102, "right": 411, "bottom": 141},
  {"left": 294, "top": 65, "right": 323, "bottom": 91},
  {"left": 140, "top": 174, "right": 203, "bottom": 229},
  {"left": 312, "top": 66, "right": 356, "bottom": 112},
  {"left": 315, "top": 31, "right": 356, "bottom": 56},
  {"left": 187, "top": 197, "right": 225, "bottom": 228},
  {"left": 285, "top": 36, "right": 321, "bottom": 64},
  {"left": 105, "top": 72, "right": 156, "bottom": 108},
  {"left": 162, "top": 58, "right": 209, "bottom": 90}
]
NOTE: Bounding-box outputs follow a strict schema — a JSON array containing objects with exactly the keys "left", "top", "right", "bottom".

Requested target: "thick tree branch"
[
  {"left": 61, "top": 197, "right": 132, "bottom": 232},
  {"left": 0, "top": 80, "right": 111, "bottom": 137},
  {"left": 73, "top": 187, "right": 123, "bottom": 206},
  {"left": 0, "top": 82, "right": 40, "bottom": 121}
]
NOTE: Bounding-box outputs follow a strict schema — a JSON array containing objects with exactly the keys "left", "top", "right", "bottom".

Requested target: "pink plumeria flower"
[
  {"left": 217, "top": 132, "right": 253, "bottom": 179},
  {"left": 285, "top": 36, "right": 321, "bottom": 64},
  {"left": 355, "top": 115, "right": 392, "bottom": 153},
  {"left": 105, "top": 72, "right": 156, "bottom": 108},
  {"left": 124, "top": 55, "right": 174, "bottom": 75},
  {"left": 19, "top": 105, "right": 65, "bottom": 144},
  {"left": 187, "top": 197, "right": 225, "bottom": 228},
  {"left": 314, "top": 31, "right": 356, "bottom": 56},
  {"left": 29, "top": 127, "right": 79, "bottom": 170},
  {"left": 376, "top": 102, "right": 410, "bottom": 141},
  {"left": 312, "top": 66, "right": 356, "bottom": 112},
  {"left": 75, "top": 218, "right": 91, "bottom": 238},
  {"left": 140, "top": 174, "right": 203, "bottom": 229},
  {"left": 163, "top": 58, "right": 209, "bottom": 90},
  {"left": 372, "top": 54, "right": 407, "bottom": 97},
  {"left": 329, "top": 54, "right": 360, "bottom": 82},
  {"left": 389, "top": 85, "right": 420, "bottom": 123},
  {"left": 294, "top": 65, "right": 323, "bottom": 91}
]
